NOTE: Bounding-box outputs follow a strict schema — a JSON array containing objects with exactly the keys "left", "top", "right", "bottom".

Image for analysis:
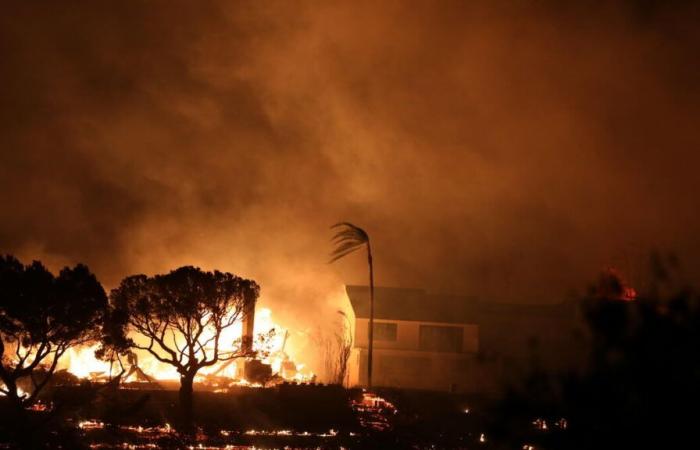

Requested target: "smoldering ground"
[{"left": 1, "top": 0, "right": 700, "bottom": 367}]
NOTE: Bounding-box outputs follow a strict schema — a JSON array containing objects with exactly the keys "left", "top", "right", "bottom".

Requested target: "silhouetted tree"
[
  {"left": 594, "top": 267, "right": 637, "bottom": 301},
  {"left": 319, "top": 311, "right": 353, "bottom": 385},
  {"left": 330, "top": 222, "right": 375, "bottom": 388},
  {"left": 496, "top": 258, "right": 700, "bottom": 449},
  {"left": 0, "top": 255, "right": 109, "bottom": 409},
  {"left": 334, "top": 311, "right": 353, "bottom": 386},
  {"left": 94, "top": 303, "right": 136, "bottom": 385},
  {"left": 110, "top": 266, "right": 259, "bottom": 429}
]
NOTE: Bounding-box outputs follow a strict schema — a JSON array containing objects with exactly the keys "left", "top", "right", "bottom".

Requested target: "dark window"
[
  {"left": 373, "top": 322, "right": 398, "bottom": 341},
  {"left": 419, "top": 325, "right": 463, "bottom": 352}
]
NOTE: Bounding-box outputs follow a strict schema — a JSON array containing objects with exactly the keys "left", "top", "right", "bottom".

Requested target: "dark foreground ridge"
[{"left": 0, "top": 383, "right": 507, "bottom": 449}]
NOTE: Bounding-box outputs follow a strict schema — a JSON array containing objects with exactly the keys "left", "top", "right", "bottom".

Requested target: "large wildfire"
[{"left": 56, "top": 306, "right": 316, "bottom": 389}]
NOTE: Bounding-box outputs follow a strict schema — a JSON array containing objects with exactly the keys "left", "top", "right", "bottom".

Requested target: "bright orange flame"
[{"left": 58, "top": 307, "right": 314, "bottom": 386}]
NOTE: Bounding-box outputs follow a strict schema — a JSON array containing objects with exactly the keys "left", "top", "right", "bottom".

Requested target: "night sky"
[{"left": 1, "top": 0, "right": 699, "bottom": 330}]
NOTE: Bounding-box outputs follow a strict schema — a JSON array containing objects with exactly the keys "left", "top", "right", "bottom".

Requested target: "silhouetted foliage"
[
  {"left": 320, "top": 311, "right": 353, "bottom": 385},
  {"left": 94, "top": 301, "right": 133, "bottom": 364},
  {"left": 0, "top": 255, "right": 109, "bottom": 409},
  {"left": 110, "top": 265, "right": 259, "bottom": 429},
  {"left": 329, "top": 222, "right": 370, "bottom": 263},
  {"left": 594, "top": 267, "right": 637, "bottom": 301},
  {"left": 496, "top": 259, "right": 700, "bottom": 449},
  {"left": 330, "top": 222, "right": 375, "bottom": 388}
]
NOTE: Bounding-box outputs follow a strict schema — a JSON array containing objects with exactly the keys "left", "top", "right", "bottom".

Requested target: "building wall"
[
  {"left": 353, "top": 318, "right": 478, "bottom": 352},
  {"left": 349, "top": 318, "right": 484, "bottom": 393}
]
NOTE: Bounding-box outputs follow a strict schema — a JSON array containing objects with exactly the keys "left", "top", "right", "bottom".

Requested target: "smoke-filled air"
[{"left": 2, "top": 2, "right": 700, "bottom": 447}]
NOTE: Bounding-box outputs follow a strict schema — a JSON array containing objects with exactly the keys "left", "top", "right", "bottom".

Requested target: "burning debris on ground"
[
  {"left": 350, "top": 391, "right": 397, "bottom": 431},
  {"left": 77, "top": 419, "right": 354, "bottom": 449},
  {"left": 56, "top": 387, "right": 497, "bottom": 449}
]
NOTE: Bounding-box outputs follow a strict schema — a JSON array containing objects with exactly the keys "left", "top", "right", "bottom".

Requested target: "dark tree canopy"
[
  {"left": 110, "top": 265, "right": 259, "bottom": 426},
  {"left": 111, "top": 266, "right": 259, "bottom": 372},
  {"left": 0, "top": 255, "right": 108, "bottom": 407}
]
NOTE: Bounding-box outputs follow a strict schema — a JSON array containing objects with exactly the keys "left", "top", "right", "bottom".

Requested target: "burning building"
[
  {"left": 54, "top": 305, "right": 314, "bottom": 390},
  {"left": 345, "top": 285, "right": 577, "bottom": 394}
]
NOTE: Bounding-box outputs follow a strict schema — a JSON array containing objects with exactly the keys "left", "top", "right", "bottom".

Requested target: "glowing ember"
[
  {"left": 79, "top": 420, "right": 105, "bottom": 430},
  {"left": 556, "top": 418, "right": 568, "bottom": 429},
  {"left": 533, "top": 418, "right": 548, "bottom": 431},
  {"left": 28, "top": 401, "right": 50, "bottom": 411},
  {"left": 351, "top": 391, "right": 397, "bottom": 431},
  {"left": 355, "top": 391, "right": 396, "bottom": 411}
]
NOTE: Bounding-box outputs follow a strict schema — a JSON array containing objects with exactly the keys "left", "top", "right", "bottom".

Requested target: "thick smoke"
[{"left": 1, "top": 0, "right": 700, "bottom": 358}]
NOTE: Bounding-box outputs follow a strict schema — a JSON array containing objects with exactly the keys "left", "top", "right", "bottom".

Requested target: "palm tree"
[{"left": 330, "top": 222, "right": 375, "bottom": 389}]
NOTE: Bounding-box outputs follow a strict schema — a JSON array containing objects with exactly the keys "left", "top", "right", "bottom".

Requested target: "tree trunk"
[
  {"left": 1, "top": 376, "right": 23, "bottom": 410},
  {"left": 178, "top": 372, "right": 195, "bottom": 432},
  {"left": 0, "top": 375, "right": 32, "bottom": 447},
  {"left": 367, "top": 243, "right": 374, "bottom": 390}
]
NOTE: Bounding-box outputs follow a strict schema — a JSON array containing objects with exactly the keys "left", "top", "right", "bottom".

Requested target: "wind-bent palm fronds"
[
  {"left": 329, "top": 222, "right": 369, "bottom": 262},
  {"left": 330, "top": 222, "right": 375, "bottom": 388}
]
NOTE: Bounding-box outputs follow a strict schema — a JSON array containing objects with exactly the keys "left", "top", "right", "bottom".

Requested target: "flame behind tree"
[
  {"left": 330, "top": 222, "right": 374, "bottom": 388},
  {"left": 318, "top": 310, "right": 353, "bottom": 385},
  {"left": 0, "top": 255, "right": 110, "bottom": 409},
  {"left": 110, "top": 266, "right": 259, "bottom": 428}
]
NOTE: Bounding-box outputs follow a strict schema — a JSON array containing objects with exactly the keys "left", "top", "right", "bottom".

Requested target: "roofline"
[{"left": 345, "top": 284, "right": 572, "bottom": 308}]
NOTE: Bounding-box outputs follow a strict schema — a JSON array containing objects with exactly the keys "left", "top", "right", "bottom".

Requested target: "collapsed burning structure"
[{"left": 54, "top": 304, "right": 315, "bottom": 391}]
